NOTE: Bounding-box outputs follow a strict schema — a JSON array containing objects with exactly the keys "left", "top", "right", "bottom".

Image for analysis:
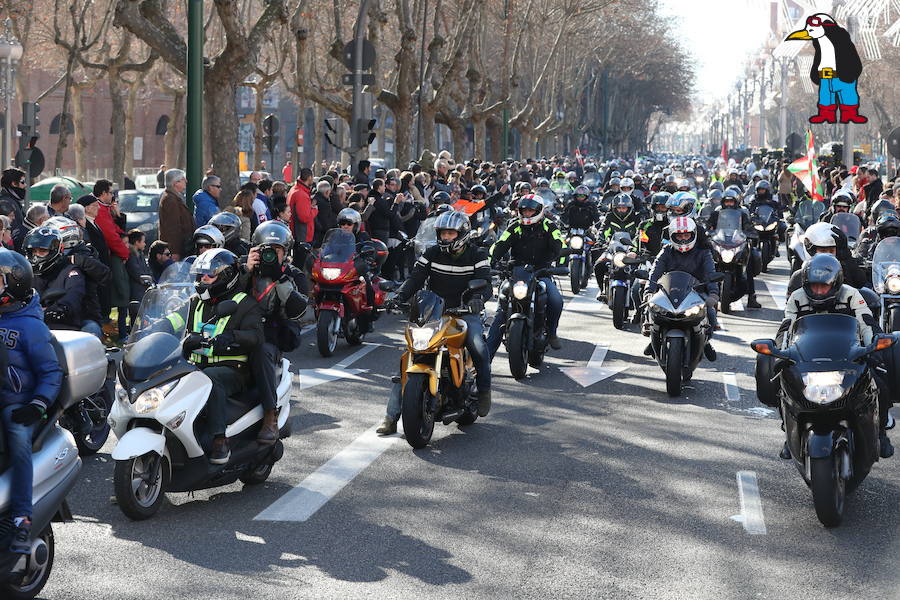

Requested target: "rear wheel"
[
  {"left": 74, "top": 388, "right": 114, "bottom": 456},
  {"left": 810, "top": 454, "right": 845, "bottom": 528},
  {"left": 316, "top": 310, "right": 340, "bottom": 357},
  {"left": 507, "top": 320, "right": 530, "bottom": 380},
  {"left": 2, "top": 524, "right": 55, "bottom": 600},
  {"left": 401, "top": 373, "right": 436, "bottom": 449},
  {"left": 114, "top": 452, "right": 168, "bottom": 520},
  {"left": 570, "top": 261, "right": 582, "bottom": 294},
  {"left": 611, "top": 286, "right": 627, "bottom": 329},
  {"left": 665, "top": 337, "right": 684, "bottom": 397}
]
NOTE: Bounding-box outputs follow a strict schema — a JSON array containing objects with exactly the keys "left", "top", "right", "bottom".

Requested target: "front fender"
[
  {"left": 405, "top": 364, "right": 439, "bottom": 397},
  {"left": 111, "top": 427, "right": 166, "bottom": 460},
  {"left": 665, "top": 328, "right": 687, "bottom": 339},
  {"left": 317, "top": 303, "right": 345, "bottom": 318},
  {"left": 806, "top": 431, "right": 835, "bottom": 459}
]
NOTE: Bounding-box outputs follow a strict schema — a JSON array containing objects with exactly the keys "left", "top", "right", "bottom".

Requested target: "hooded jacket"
[{"left": 0, "top": 293, "right": 63, "bottom": 410}]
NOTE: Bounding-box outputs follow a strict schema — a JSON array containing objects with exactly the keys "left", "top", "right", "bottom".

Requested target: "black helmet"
[
  {"left": 870, "top": 199, "right": 894, "bottom": 224},
  {"left": 24, "top": 227, "right": 64, "bottom": 275},
  {"left": 876, "top": 213, "right": 900, "bottom": 239},
  {"left": 612, "top": 193, "right": 633, "bottom": 217},
  {"left": 0, "top": 247, "right": 34, "bottom": 310},
  {"left": 208, "top": 212, "right": 243, "bottom": 244},
  {"left": 359, "top": 238, "right": 388, "bottom": 271},
  {"left": 431, "top": 191, "right": 452, "bottom": 206},
  {"left": 574, "top": 185, "right": 590, "bottom": 200},
  {"left": 650, "top": 192, "right": 671, "bottom": 222},
  {"left": 470, "top": 184, "right": 487, "bottom": 198},
  {"left": 433, "top": 210, "right": 472, "bottom": 254},
  {"left": 754, "top": 180, "right": 771, "bottom": 195},
  {"left": 720, "top": 189, "right": 740, "bottom": 208},
  {"left": 251, "top": 220, "right": 295, "bottom": 250},
  {"left": 192, "top": 224, "right": 225, "bottom": 254},
  {"left": 802, "top": 253, "right": 843, "bottom": 312},
  {"left": 707, "top": 189, "right": 725, "bottom": 206},
  {"left": 190, "top": 248, "right": 241, "bottom": 301},
  {"left": 709, "top": 181, "right": 724, "bottom": 192}
]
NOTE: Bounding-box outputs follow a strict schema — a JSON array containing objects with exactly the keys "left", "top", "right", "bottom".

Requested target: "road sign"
[
  {"left": 341, "top": 39, "right": 376, "bottom": 71},
  {"left": 888, "top": 127, "right": 900, "bottom": 160},
  {"left": 15, "top": 147, "right": 44, "bottom": 178},
  {"left": 342, "top": 73, "right": 375, "bottom": 86}
]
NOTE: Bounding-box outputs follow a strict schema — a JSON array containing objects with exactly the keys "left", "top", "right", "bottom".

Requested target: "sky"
[{"left": 658, "top": 0, "right": 773, "bottom": 101}]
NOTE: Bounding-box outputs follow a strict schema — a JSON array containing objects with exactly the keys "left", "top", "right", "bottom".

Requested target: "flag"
[
  {"left": 721, "top": 139, "right": 728, "bottom": 163},
  {"left": 787, "top": 129, "right": 825, "bottom": 202},
  {"left": 574, "top": 147, "right": 584, "bottom": 167}
]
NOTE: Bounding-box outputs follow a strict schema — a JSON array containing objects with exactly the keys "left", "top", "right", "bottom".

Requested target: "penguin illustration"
[{"left": 786, "top": 13, "right": 867, "bottom": 125}]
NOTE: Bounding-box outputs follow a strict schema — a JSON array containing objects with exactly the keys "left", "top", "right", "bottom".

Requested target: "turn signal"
[
  {"left": 875, "top": 336, "right": 895, "bottom": 351},
  {"left": 752, "top": 341, "right": 772, "bottom": 355}
]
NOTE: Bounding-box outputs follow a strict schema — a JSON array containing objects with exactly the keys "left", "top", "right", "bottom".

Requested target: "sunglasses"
[
  {"left": 162, "top": 251, "right": 172, "bottom": 256},
  {"left": 806, "top": 16, "right": 832, "bottom": 27},
  {"left": 210, "top": 184, "right": 221, "bottom": 188}
]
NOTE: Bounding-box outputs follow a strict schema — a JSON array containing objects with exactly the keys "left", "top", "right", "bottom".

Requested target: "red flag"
[
  {"left": 787, "top": 130, "right": 824, "bottom": 202},
  {"left": 721, "top": 139, "right": 728, "bottom": 163},
  {"left": 574, "top": 147, "right": 584, "bottom": 167}
]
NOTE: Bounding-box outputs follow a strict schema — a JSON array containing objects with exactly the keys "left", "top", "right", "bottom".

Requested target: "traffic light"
[
  {"left": 18, "top": 101, "right": 40, "bottom": 148},
  {"left": 262, "top": 114, "right": 279, "bottom": 157},
  {"left": 355, "top": 118, "right": 376, "bottom": 148},
  {"left": 324, "top": 118, "right": 340, "bottom": 148}
]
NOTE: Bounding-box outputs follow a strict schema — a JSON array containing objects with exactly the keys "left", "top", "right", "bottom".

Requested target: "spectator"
[
  {"left": 125, "top": 229, "right": 151, "bottom": 328},
  {"left": 272, "top": 199, "right": 291, "bottom": 227},
  {"left": 147, "top": 240, "right": 172, "bottom": 282},
  {"left": 365, "top": 178, "right": 393, "bottom": 243},
  {"left": 0, "top": 167, "right": 27, "bottom": 250},
  {"left": 353, "top": 160, "right": 371, "bottom": 186},
  {"left": 158, "top": 168, "right": 196, "bottom": 261},
  {"left": 93, "top": 179, "right": 132, "bottom": 339},
  {"left": 193, "top": 175, "right": 221, "bottom": 226},
  {"left": 242, "top": 182, "right": 270, "bottom": 228},
  {"left": 258, "top": 179, "right": 275, "bottom": 216},
  {"left": 0, "top": 214, "right": 11, "bottom": 249},
  {"left": 24, "top": 204, "right": 49, "bottom": 230},
  {"left": 282, "top": 155, "right": 293, "bottom": 184},
  {"left": 271, "top": 181, "right": 288, "bottom": 204},
  {"left": 231, "top": 190, "right": 255, "bottom": 241},
  {"left": 48, "top": 185, "right": 73, "bottom": 217},
  {"left": 313, "top": 180, "right": 340, "bottom": 246},
  {"left": 156, "top": 164, "right": 166, "bottom": 188},
  {"left": 248, "top": 171, "right": 262, "bottom": 186},
  {"left": 288, "top": 167, "right": 317, "bottom": 252}
]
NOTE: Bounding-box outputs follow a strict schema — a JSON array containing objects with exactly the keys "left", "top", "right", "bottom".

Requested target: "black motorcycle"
[
  {"left": 751, "top": 314, "right": 893, "bottom": 527},
  {"left": 496, "top": 262, "right": 568, "bottom": 380},
  {"left": 709, "top": 208, "right": 752, "bottom": 314},
  {"left": 599, "top": 232, "right": 646, "bottom": 329},
  {"left": 565, "top": 227, "right": 594, "bottom": 294},
  {"left": 645, "top": 271, "right": 722, "bottom": 396},
  {"left": 751, "top": 205, "right": 780, "bottom": 272}
]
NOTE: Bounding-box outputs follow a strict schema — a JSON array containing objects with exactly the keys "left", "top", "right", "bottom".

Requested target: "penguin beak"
[{"left": 786, "top": 29, "right": 812, "bottom": 40}]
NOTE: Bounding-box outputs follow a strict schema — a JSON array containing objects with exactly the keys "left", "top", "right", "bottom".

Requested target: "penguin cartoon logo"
[{"left": 786, "top": 13, "right": 867, "bottom": 125}]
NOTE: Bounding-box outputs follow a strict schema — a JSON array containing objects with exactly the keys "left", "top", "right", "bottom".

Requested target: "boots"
[
  {"left": 747, "top": 295, "right": 762, "bottom": 309},
  {"left": 209, "top": 436, "right": 230, "bottom": 465},
  {"left": 880, "top": 431, "right": 894, "bottom": 459},
  {"left": 779, "top": 441, "right": 791, "bottom": 460},
  {"left": 477, "top": 389, "right": 492, "bottom": 417},
  {"left": 257, "top": 408, "right": 279, "bottom": 445},
  {"left": 839, "top": 105, "right": 868, "bottom": 124},
  {"left": 376, "top": 416, "right": 397, "bottom": 435},
  {"left": 808, "top": 104, "right": 838, "bottom": 124}
]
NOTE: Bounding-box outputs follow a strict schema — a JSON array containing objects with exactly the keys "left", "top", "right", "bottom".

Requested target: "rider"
[
  {"left": 562, "top": 185, "right": 599, "bottom": 231},
  {"left": 550, "top": 171, "right": 574, "bottom": 195},
  {"left": 707, "top": 188, "right": 762, "bottom": 308},
  {"left": 748, "top": 180, "right": 786, "bottom": 254},
  {"left": 788, "top": 222, "right": 867, "bottom": 294},
  {"left": 644, "top": 216, "right": 719, "bottom": 358},
  {"left": 819, "top": 191, "right": 854, "bottom": 223},
  {"left": 242, "top": 221, "right": 308, "bottom": 444},
  {"left": 24, "top": 227, "right": 87, "bottom": 330},
  {"left": 378, "top": 210, "right": 493, "bottom": 435},
  {"left": 488, "top": 194, "right": 565, "bottom": 354},
  {"left": 779, "top": 253, "right": 893, "bottom": 458},
  {"left": 0, "top": 248, "right": 63, "bottom": 554},
  {"left": 208, "top": 211, "right": 251, "bottom": 256},
  {"left": 595, "top": 193, "right": 641, "bottom": 300},
  {"left": 190, "top": 224, "right": 226, "bottom": 260},
  {"left": 637, "top": 192, "right": 671, "bottom": 257}
]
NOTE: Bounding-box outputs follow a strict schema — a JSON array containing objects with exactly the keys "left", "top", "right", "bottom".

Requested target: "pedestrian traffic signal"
[
  {"left": 354, "top": 118, "right": 376, "bottom": 148},
  {"left": 18, "top": 102, "right": 40, "bottom": 148},
  {"left": 262, "top": 114, "right": 279, "bottom": 157},
  {"left": 324, "top": 118, "right": 341, "bottom": 148}
]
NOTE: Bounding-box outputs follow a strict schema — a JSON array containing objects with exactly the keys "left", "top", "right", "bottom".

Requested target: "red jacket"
[
  {"left": 95, "top": 200, "right": 129, "bottom": 261},
  {"left": 288, "top": 182, "right": 317, "bottom": 243}
]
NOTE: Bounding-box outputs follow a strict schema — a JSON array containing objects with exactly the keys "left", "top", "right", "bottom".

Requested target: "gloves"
[
  {"left": 467, "top": 298, "right": 485, "bottom": 314},
  {"left": 275, "top": 277, "right": 295, "bottom": 305},
  {"left": 212, "top": 331, "right": 236, "bottom": 355},
  {"left": 706, "top": 294, "right": 719, "bottom": 309},
  {"left": 44, "top": 305, "right": 68, "bottom": 323},
  {"left": 182, "top": 332, "right": 204, "bottom": 352},
  {"left": 831, "top": 226, "right": 850, "bottom": 259},
  {"left": 12, "top": 402, "right": 45, "bottom": 426}
]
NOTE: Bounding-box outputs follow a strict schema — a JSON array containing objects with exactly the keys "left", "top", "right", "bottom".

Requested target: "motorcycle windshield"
[
  {"left": 415, "top": 216, "right": 438, "bottom": 245},
  {"left": 831, "top": 212, "right": 861, "bottom": 243},
  {"left": 320, "top": 229, "right": 356, "bottom": 263},
  {"left": 872, "top": 237, "right": 900, "bottom": 293},
  {"left": 794, "top": 200, "right": 825, "bottom": 230},
  {"left": 712, "top": 209, "right": 746, "bottom": 246},
  {"left": 583, "top": 174, "right": 601, "bottom": 189},
  {"left": 537, "top": 189, "right": 557, "bottom": 210},
  {"left": 753, "top": 205, "right": 775, "bottom": 223},
  {"left": 791, "top": 313, "right": 859, "bottom": 361},
  {"left": 657, "top": 271, "right": 701, "bottom": 307},
  {"left": 410, "top": 289, "right": 445, "bottom": 326}
]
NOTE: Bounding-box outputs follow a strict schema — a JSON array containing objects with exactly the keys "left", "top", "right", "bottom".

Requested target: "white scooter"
[{"left": 108, "top": 268, "right": 293, "bottom": 520}]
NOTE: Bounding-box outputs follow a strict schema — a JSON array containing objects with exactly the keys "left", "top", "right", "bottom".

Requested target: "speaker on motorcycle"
[{"left": 748, "top": 248, "right": 763, "bottom": 278}]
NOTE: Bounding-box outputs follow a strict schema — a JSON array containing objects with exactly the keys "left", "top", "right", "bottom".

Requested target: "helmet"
[
  {"left": 566, "top": 171, "right": 576, "bottom": 180},
  {"left": 516, "top": 194, "right": 545, "bottom": 226},
  {"left": 709, "top": 181, "right": 724, "bottom": 192},
  {"left": 553, "top": 170, "right": 566, "bottom": 179},
  {"left": 725, "top": 185, "right": 743, "bottom": 197},
  {"left": 666, "top": 191, "right": 696, "bottom": 217},
  {"left": 608, "top": 177, "right": 621, "bottom": 188},
  {"left": 633, "top": 173, "right": 643, "bottom": 184},
  {"left": 870, "top": 199, "right": 894, "bottom": 224},
  {"left": 433, "top": 204, "right": 454, "bottom": 216},
  {"left": 803, "top": 222, "right": 837, "bottom": 254},
  {"left": 337, "top": 208, "right": 362, "bottom": 233},
  {"left": 876, "top": 213, "right": 900, "bottom": 239},
  {"left": 359, "top": 238, "right": 389, "bottom": 271},
  {"left": 665, "top": 175, "right": 677, "bottom": 185},
  {"left": 650, "top": 192, "right": 671, "bottom": 222},
  {"left": 24, "top": 227, "right": 64, "bottom": 275},
  {"left": 431, "top": 190, "right": 452, "bottom": 206},
  {"left": 720, "top": 189, "right": 740, "bottom": 208},
  {"left": 515, "top": 181, "right": 533, "bottom": 194},
  {"left": 251, "top": 220, "right": 294, "bottom": 250},
  {"left": 754, "top": 180, "right": 771, "bottom": 195},
  {"left": 471, "top": 184, "right": 487, "bottom": 198},
  {"left": 669, "top": 216, "right": 698, "bottom": 253},
  {"left": 44, "top": 216, "right": 82, "bottom": 252},
  {"left": 612, "top": 193, "right": 633, "bottom": 217},
  {"left": 192, "top": 224, "right": 225, "bottom": 253},
  {"left": 574, "top": 185, "right": 590, "bottom": 199},
  {"left": 433, "top": 210, "right": 472, "bottom": 254},
  {"left": 624, "top": 169, "right": 635, "bottom": 178},
  {"left": 208, "top": 212, "right": 243, "bottom": 244},
  {"left": 0, "top": 248, "right": 34, "bottom": 309},
  {"left": 611, "top": 170, "right": 622, "bottom": 178},
  {"left": 662, "top": 168, "right": 672, "bottom": 177},
  {"left": 653, "top": 174, "right": 664, "bottom": 182},
  {"left": 620, "top": 177, "right": 634, "bottom": 190},
  {"left": 801, "top": 253, "right": 843, "bottom": 312},
  {"left": 190, "top": 248, "right": 241, "bottom": 301},
  {"left": 707, "top": 189, "right": 725, "bottom": 206},
  {"left": 676, "top": 178, "right": 691, "bottom": 190},
  {"left": 758, "top": 168, "right": 770, "bottom": 180},
  {"left": 831, "top": 192, "right": 853, "bottom": 211},
  {"left": 584, "top": 164, "right": 596, "bottom": 173},
  {"left": 536, "top": 178, "right": 549, "bottom": 188},
  {"left": 685, "top": 167, "right": 695, "bottom": 176}
]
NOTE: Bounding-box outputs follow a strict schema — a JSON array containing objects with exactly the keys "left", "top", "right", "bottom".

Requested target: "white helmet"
[
  {"left": 803, "top": 222, "right": 837, "bottom": 254},
  {"left": 670, "top": 216, "right": 697, "bottom": 253},
  {"left": 620, "top": 177, "right": 634, "bottom": 189}
]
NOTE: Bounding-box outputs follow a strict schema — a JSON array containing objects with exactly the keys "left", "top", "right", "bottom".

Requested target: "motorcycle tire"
[
  {"left": 761, "top": 241, "right": 771, "bottom": 273},
  {"left": 507, "top": 320, "right": 530, "bottom": 380},
  {"left": 239, "top": 461, "right": 274, "bottom": 485},
  {"left": 755, "top": 354, "right": 780, "bottom": 407},
  {"left": 74, "top": 388, "right": 114, "bottom": 456},
  {"left": 665, "top": 337, "right": 684, "bottom": 397},
  {"left": 316, "top": 310, "right": 340, "bottom": 357},
  {"left": 612, "top": 286, "right": 627, "bottom": 330},
  {"left": 114, "top": 453, "right": 169, "bottom": 521},
  {"left": 888, "top": 305, "right": 900, "bottom": 332},
  {"left": 401, "top": 372, "right": 436, "bottom": 449},
  {"left": 810, "top": 454, "right": 845, "bottom": 528},
  {"left": 720, "top": 273, "right": 733, "bottom": 315},
  {"left": 570, "top": 261, "right": 582, "bottom": 295},
  {"left": 2, "top": 524, "right": 54, "bottom": 600},
  {"left": 345, "top": 317, "right": 366, "bottom": 346}
]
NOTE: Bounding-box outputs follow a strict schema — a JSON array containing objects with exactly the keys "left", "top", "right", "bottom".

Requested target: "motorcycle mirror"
[
  {"left": 140, "top": 274, "right": 154, "bottom": 287},
  {"left": 215, "top": 299, "right": 238, "bottom": 318},
  {"left": 750, "top": 338, "right": 789, "bottom": 360}
]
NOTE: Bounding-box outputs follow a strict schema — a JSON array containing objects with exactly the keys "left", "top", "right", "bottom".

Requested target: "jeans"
[
  {"left": 2, "top": 404, "right": 35, "bottom": 518},
  {"left": 251, "top": 343, "right": 279, "bottom": 411},
  {"left": 818, "top": 77, "right": 860, "bottom": 106},
  {"left": 203, "top": 366, "right": 249, "bottom": 436},
  {"left": 81, "top": 320, "right": 103, "bottom": 340},
  {"left": 487, "top": 277, "right": 563, "bottom": 358}
]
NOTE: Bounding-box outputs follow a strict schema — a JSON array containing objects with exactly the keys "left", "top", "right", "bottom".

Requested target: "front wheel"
[
  {"left": 611, "top": 285, "right": 627, "bottom": 329},
  {"left": 2, "top": 525, "right": 55, "bottom": 599},
  {"left": 810, "top": 454, "right": 845, "bottom": 528},
  {"left": 665, "top": 337, "right": 684, "bottom": 397},
  {"left": 401, "top": 372, "right": 436, "bottom": 449},
  {"left": 888, "top": 305, "right": 900, "bottom": 333},
  {"left": 74, "top": 389, "right": 114, "bottom": 456},
  {"left": 316, "top": 310, "right": 340, "bottom": 357},
  {"left": 570, "top": 261, "right": 582, "bottom": 294},
  {"left": 507, "top": 320, "right": 530, "bottom": 380},
  {"left": 720, "top": 272, "right": 733, "bottom": 314},
  {"left": 114, "top": 453, "right": 168, "bottom": 520}
]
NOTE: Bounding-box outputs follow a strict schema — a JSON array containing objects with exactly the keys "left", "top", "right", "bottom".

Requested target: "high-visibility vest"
[{"left": 186, "top": 293, "right": 249, "bottom": 366}]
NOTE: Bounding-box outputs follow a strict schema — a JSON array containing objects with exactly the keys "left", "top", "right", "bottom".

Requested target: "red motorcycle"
[{"left": 311, "top": 229, "right": 388, "bottom": 356}]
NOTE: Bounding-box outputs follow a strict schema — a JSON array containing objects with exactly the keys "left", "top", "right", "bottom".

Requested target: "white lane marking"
[
  {"left": 722, "top": 372, "right": 741, "bottom": 403},
  {"left": 763, "top": 279, "right": 787, "bottom": 311},
  {"left": 560, "top": 342, "right": 628, "bottom": 387},
  {"left": 301, "top": 324, "right": 315, "bottom": 335},
  {"left": 731, "top": 471, "right": 767, "bottom": 535},
  {"left": 254, "top": 427, "right": 401, "bottom": 522},
  {"left": 296, "top": 344, "right": 381, "bottom": 391}
]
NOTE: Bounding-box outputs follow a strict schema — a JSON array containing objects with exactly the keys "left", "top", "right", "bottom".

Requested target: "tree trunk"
[
  {"left": 471, "top": 117, "right": 486, "bottom": 160},
  {"left": 421, "top": 106, "right": 436, "bottom": 157},
  {"left": 71, "top": 85, "right": 88, "bottom": 181},
  {"left": 486, "top": 117, "right": 501, "bottom": 162},
  {"left": 450, "top": 120, "right": 467, "bottom": 159},
  {"left": 393, "top": 99, "right": 413, "bottom": 168},
  {"left": 206, "top": 75, "right": 241, "bottom": 201},
  {"left": 54, "top": 54, "right": 77, "bottom": 174},
  {"left": 253, "top": 84, "right": 265, "bottom": 170},
  {"left": 164, "top": 90, "right": 185, "bottom": 169},
  {"left": 108, "top": 69, "right": 128, "bottom": 190},
  {"left": 123, "top": 77, "right": 142, "bottom": 181}
]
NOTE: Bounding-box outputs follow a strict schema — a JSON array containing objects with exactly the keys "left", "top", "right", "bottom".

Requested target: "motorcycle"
[
  {"left": 0, "top": 331, "right": 96, "bottom": 598},
  {"left": 871, "top": 237, "right": 900, "bottom": 332},
  {"left": 310, "top": 229, "right": 388, "bottom": 357},
  {"left": 751, "top": 205, "right": 781, "bottom": 272},
  {"left": 598, "top": 232, "right": 645, "bottom": 329},
  {"left": 646, "top": 271, "right": 723, "bottom": 396},
  {"left": 709, "top": 209, "right": 751, "bottom": 314},
  {"left": 108, "top": 265, "right": 293, "bottom": 520},
  {"left": 566, "top": 227, "right": 594, "bottom": 294},
  {"left": 787, "top": 199, "right": 825, "bottom": 273},
  {"left": 751, "top": 315, "right": 893, "bottom": 527},
  {"left": 496, "top": 261, "right": 569, "bottom": 380},
  {"left": 395, "top": 281, "right": 488, "bottom": 449}
]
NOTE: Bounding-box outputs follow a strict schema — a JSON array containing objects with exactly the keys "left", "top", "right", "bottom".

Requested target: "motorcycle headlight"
[
  {"left": 410, "top": 325, "right": 437, "bottom": 350},
  {"left": 613, "top": 252, "right": 626, "bottom": 268},
  {"left": 683, "top": 304, "right": 703, "bottom": 317},
  {"left": 720, "top": 248, "right": 734, "bottom": 263},
  {"left": 569, "top": 236, "right": 584, "bottom": 250},
  {"left": 802, "top": 371, "right": 847, "bottom": 405},
  {"left": 133, "top": 380, "right": 178, "bottom": 414},
  {"left": 513, "top": 281, "right": 528, "bottom": 300},
  {"left": 754, "top": 224, "right": 764, "bottom": 231},
  {"left": 887, "top": 276, "right": 900, "bottom": 294},
  {"left": 765, "top": 222, "right": 777, "bottom": 231},
  {"left": 321, "top": 267, "right": 342, "bottom": 281}
]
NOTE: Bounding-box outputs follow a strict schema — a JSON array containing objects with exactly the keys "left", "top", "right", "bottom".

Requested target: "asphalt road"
[{"left": 42, "top": 255, "right": 900, "bottom": 599}]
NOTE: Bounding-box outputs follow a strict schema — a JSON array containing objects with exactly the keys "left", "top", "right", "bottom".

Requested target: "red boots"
[
  {"left": 808, "top": 104, "right": 837, "bottom": 124},
  {"left": 839, "top": 105, "right": 868, "bottom": 124}
]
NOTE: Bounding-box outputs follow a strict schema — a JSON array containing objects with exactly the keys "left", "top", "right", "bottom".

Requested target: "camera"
[{"left": 260, "top": 246, "right": 279, "bottom": 265}]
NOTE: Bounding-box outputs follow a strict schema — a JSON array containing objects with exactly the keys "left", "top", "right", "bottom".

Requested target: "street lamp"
[{"left": 0, "top": 18, "right": 23, "bottom": 170}]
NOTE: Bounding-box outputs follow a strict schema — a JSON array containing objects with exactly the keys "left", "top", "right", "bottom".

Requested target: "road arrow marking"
[
  {"left": 560, "top": 343, "right": 628, "bottom": 387},
  {"left": 731, "top": 471, "right": 767, "bottom": 535},
  {"left": 296, "top": 344, "right": 381, "bottom": 391}
]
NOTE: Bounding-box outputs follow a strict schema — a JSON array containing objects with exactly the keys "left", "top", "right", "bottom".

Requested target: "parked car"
[
  {"left": 134, "top": 174, "right": 160, "bottom": 189},
  {"left": 117, "top": 188, "right": 162, "bottom": 244}
]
